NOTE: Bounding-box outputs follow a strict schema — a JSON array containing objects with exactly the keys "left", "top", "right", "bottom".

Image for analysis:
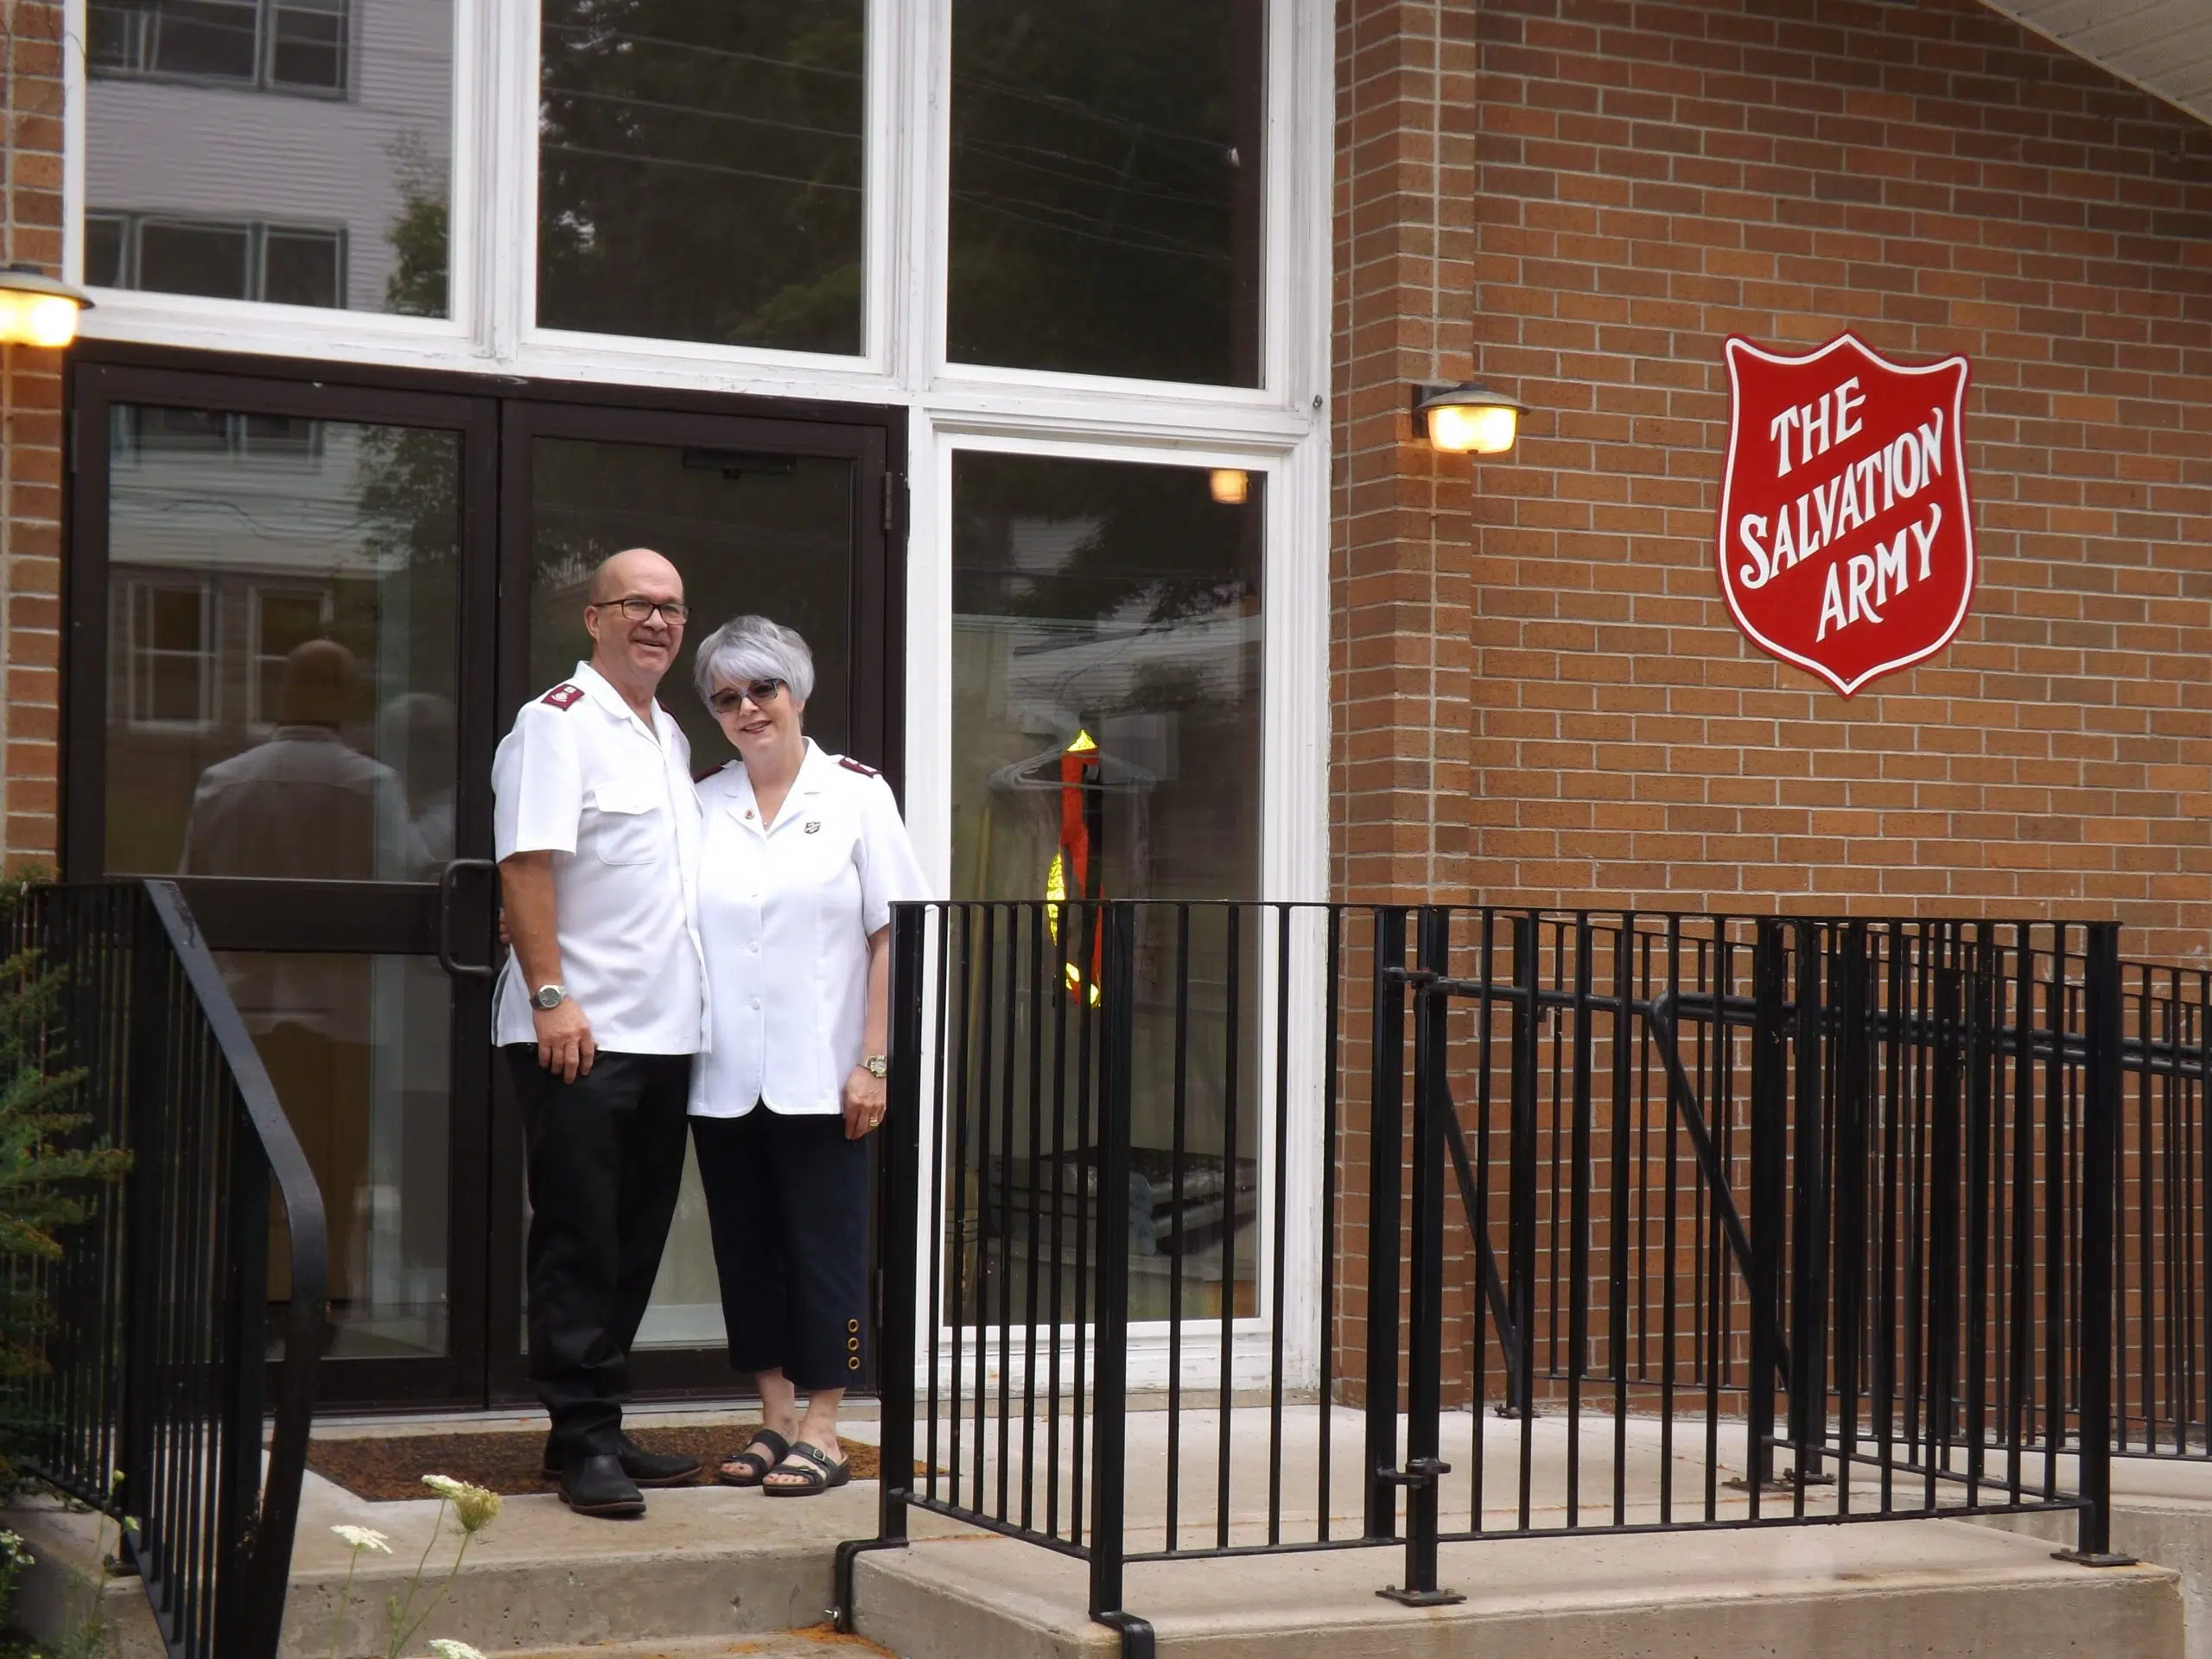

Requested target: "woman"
[{"left": 687, "top": 615, "right": 930, "bottom": 1495}]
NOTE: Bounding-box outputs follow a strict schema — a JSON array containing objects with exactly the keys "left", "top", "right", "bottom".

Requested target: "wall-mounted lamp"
[
  {"left": 1411, "top": 381, "right": 1525, "bottom": 455},
  {"left": 0, "top": 264, "right": 92, "bottom": 348}
]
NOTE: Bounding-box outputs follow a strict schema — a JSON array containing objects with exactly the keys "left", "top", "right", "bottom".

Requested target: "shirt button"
[
  {"left": 751, "top": 998, "right": 762, "bottom": 1010},
  {"left": 749, "top": 940, "right": 761, "bottom": 953}
]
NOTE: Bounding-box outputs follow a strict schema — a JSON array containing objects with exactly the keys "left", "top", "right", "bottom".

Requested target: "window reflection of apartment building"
[
  {"left": 90, "top": 0, "right": 455, "bottom": 873},
  {"left": 85, "top": 0, "right": 454, "bottom": 312},
  {"left": 104, "top": 408, "right": 413, "bottom": 874}
]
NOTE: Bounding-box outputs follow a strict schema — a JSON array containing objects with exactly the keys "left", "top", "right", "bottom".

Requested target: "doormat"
[{"left": 307, "top": 1423, "right": 884, "bottom": 1501}]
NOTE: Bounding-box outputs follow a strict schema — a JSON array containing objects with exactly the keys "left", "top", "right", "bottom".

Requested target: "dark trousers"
[
  {"left": 505, "top": 1046, "right": 692, "bottom": 1458},
  {"left": 692, "top": 1109, "right": 870, "bottom": 1391}
]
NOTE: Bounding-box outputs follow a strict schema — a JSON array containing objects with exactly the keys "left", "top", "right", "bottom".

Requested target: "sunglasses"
[{"left": 709, "top": 679, "right": 787, "bottom": 715}]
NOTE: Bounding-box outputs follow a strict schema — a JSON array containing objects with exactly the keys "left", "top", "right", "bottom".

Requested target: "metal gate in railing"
[
  {"left": 840, "top": 899, "right": 2205, "bottom": 1656},
  {"left": 11, "top": 880, "right": 326, "bottom": 1659}
]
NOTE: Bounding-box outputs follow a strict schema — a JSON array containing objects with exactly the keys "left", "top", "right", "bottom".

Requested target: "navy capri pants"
[{"left": 691, "top": 1107, "right": 869, "bottom": 1390}]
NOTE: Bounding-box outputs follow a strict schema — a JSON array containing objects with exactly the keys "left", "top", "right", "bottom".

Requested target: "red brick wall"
[
  {"left": 1452, "top": 0, "right": 2212, "bottom": 963},
  {"left": 1329, "top": 0, "right": 2212, "bottom": 1414},
  {"left": 1, "top": 0, "right": 67, "bottom": 872}
]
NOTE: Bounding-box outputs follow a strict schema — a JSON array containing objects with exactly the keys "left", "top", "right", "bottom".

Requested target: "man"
[{"left": 493, "top": 548, "right": 708, "bottom": 1517}]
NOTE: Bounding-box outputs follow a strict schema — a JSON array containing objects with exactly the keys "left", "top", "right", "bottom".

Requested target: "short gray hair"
[{"left": 692, "top": 614, "right": 816, "bottom": 709}]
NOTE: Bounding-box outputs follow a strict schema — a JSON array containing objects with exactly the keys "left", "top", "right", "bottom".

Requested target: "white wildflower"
[
  {"left": 419, "top": 1474, "right": 499, "bottom": 1534},
  {"left": 330, "top": 1524, "right": 392, "bottom": 1554}
]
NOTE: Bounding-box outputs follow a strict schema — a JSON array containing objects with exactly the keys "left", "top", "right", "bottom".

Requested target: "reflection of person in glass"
[
  {"left": 377, "top": 691, "right": 459, "bottom": 874},
  {"left": 180, "top": 638, "right": 415, "bottom": 879},
  {"left": 179, "top": 638, "right": 412, "bottom": 1316}
]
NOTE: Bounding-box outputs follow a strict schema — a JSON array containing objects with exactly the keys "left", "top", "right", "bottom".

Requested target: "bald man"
[{"left": 493, "top": 550, "right": 709, "bottom": 1516}]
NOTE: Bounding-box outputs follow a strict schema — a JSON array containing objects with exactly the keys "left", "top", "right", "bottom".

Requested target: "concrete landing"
[
  {"left": 854, "top": 1519, "right": 2182, "bottom": 1659},
  {"left": 1982, "top": 1455, "right": 2212, "bottom": 1659}
]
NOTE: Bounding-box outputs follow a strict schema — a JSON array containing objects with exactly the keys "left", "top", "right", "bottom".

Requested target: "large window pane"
[
  {"left": 103, "top": 406, "right": 462, "bottom": 879},
  {"left": 951, "top": 453, "right": 1263, "bottom": 1320},
  {"left": 948, "top": 0, "right": 1263, "bottom": 385},
  {"left": 537, "top": 2, "right": 866, "bottom": 355},
  {"left": 87, "top": 0, "right": 454, "bottom": 315}
]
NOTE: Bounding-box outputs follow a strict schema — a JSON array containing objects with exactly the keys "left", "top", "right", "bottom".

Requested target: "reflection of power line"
[
  {"left": 954, "top": 137, "right": 1228, "bottom": 213},
  {"left": 118, "top": 492, "right": 434, "bottom": 551},
  {"left": 543, "top": 142, "right": 861, "bottom": 194},
  {"left": 544, "top": 84, "right": 862, "bottom": 146},
  {"left": 542, "top": 18, "right": 861, "bottom": 82},
  {"left": 951, "top": 191, "right": 1230, "bottom": 263},
  {"left": 951, "top": 68, "right": 1235, "bottom": 155}
]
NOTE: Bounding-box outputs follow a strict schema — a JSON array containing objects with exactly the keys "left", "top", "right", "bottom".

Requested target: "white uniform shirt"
[
  {"left": 690, "top": 739, "right": 931, "bottom": 1117},
  {"left": 491, "top": 661, "right": 709, "bottom": 1054}
]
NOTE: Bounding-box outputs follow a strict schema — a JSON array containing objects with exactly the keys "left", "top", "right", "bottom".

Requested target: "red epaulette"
[
  {"left": 542, "top": 684, "right": 584, "bottom": 710},
  {"left": 838, "top": 757, "right": 880, "bottom": 778}
]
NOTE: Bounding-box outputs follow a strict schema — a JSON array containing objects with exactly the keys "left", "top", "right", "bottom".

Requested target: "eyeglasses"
[
  {"left": 709, "top": 679, "right": 786, "bottom": 714},
  {"left": 592, "top": 596, "right": 690, "bottom": 625}
]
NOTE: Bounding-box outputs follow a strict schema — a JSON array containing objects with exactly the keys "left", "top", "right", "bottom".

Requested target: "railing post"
[
  {"left": 1787, "top": 919, "right": 1830, "bottom": 1484},
  {"left": 1363, "top": 906, "right": 1408, "bottom": 1541},
  {"left": 835, "top": 902, "right": 927, "bottom": 1632},
  {"left": 1830, "top": 921, "right": 1872, "bottom": 1513},
  {"left": 2059, "top": 922, "right": 2134, "bottom": 1566},
  {"left": 1088, "top": 905, "right": 1153, "bottom": 1655},
  {"left": 1747, "top": 918, "right": 1788, "bottom": 1499},
  {"left": 219, "top": 1103, "right": 271, "bottom": 1654},
  {"left": 119, "top": 887, "right": 168, "bottom": 1547},
  {"left": 1509, "top": 913, "right": 1539, "bottom": 1430},
  {"left": 1379, "top": 906, "right": 1461, "bottom": 1606}
]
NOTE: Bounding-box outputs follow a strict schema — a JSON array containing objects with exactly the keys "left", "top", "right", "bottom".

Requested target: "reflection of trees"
[
  {"left": 355, "top": 136, "right": 459, "bottom": 576},
  {"left": 385, "top": 132, "right": 448, "bottom": 320},
  {"left": 949, "top": 0, "right": 1262, "bottom": 385},
  {"left": 952, "top": 454, "right": 1260, "bottom": 628},
  {"left": 537, "top": 0, "right": 865, "bottom": 353}
]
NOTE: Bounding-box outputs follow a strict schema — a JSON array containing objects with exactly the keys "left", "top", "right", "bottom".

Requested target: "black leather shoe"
[
  {"left": 559, "top": 1452, "right": 645, "bottom": 1518},
  {"left": 543, "top": 1433, "right": 702, "bottom": 1488}
]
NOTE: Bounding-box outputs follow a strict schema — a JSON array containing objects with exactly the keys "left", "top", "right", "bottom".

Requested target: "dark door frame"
[{"left": 62, "top": 340, "right": 909, "bottom": 1411}]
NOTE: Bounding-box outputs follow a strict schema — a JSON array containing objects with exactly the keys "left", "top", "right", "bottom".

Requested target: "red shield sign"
[{"left": 1717, "top": 334, "right": 1975, "bottom": 697}]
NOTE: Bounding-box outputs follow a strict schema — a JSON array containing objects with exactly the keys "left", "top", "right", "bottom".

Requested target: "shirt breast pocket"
[{"left": 588, "top": 782, "right": 663, "bottom": 866}]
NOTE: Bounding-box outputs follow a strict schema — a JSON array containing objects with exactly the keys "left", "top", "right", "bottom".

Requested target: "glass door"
[
  {"left": 68, "top": 355, "right": 905, "bottom": 1410},
  {"left": 490, "top": 397, "right": 897, "bottom": 1397},
  {"left": 67, "top": 359, "right": 501, "bottom": 1407}
]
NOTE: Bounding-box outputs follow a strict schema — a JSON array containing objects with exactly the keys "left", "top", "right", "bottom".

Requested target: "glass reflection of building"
[{"left": 86, "top": 0, "right": 454, "bottom": 315}]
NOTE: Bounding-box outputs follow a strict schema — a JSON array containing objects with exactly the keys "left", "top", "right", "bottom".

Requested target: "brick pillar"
[
  {"left": 1333, "top": 0, "right": 1484, "bottom": 906},
  {"left": 1, "top": 0, "right": 67, "bottom": 871}
]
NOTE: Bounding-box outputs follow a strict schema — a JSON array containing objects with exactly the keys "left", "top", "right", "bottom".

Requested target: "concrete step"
[
  {"left": 852, "top": 1518, "right": 2183, "bottom": 1659},
  {"left": 480, "top": 1633, "right": 891, "bottom": 1657}
]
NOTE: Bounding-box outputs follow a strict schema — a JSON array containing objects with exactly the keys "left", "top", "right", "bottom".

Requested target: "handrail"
[
  {"left": 16, "top": 880, "right": 326, "bottom": 1659},
  {"left": 141, "top": 880, "right": 328, "bottom": 1656}
]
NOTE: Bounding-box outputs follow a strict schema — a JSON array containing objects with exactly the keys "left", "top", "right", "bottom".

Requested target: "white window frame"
[
  {"left": 123, "top": 576, "right": 217, "bottom": 732},
  {"left": 64, "top": 0, "right": 1336, "bottom": 1395}
]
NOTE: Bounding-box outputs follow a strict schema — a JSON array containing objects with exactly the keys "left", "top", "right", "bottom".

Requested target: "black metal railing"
[
  {"left": 11, "top": 880, "right": 326, "bottom": 1659},
  {"left": 842, "top": 899, "right": 2205, "bottom": 1653}
]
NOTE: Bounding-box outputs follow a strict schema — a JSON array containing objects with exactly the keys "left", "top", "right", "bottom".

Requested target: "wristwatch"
[
  {"left": 862, "top": 1054, "right": 888, "bottom": 1079},
  {"left": 532, "top": 984, "right": 569, "bottom": 1011}
]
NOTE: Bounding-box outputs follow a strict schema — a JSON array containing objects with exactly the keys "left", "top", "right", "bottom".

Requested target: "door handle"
[{"left": 438, "top": 858, "right": 499, "bottom": 981}]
